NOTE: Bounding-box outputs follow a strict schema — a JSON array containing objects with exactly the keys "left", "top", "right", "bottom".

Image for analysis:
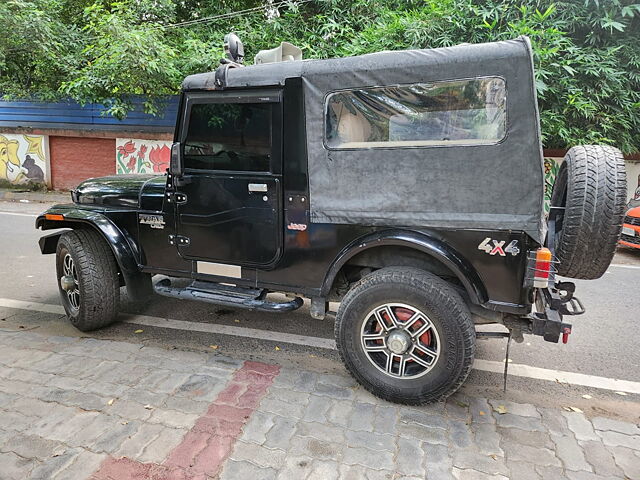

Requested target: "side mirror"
[{"left": 170, "top": 142, "right": 183, "bottom": 177}]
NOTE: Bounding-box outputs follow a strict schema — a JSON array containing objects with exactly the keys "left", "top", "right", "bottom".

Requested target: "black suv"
[{"left": 37, "top": 36, "right": 626, "bottom": 404}]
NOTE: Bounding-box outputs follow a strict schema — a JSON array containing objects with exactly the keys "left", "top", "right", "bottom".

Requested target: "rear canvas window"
[{"left": 324, "top": 77, "right": 506, "bottom": 149}]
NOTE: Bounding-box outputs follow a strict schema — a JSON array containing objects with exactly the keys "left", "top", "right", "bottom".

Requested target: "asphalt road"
[{"left": 1, "top": 200, "right": 639, "bottom": 417}]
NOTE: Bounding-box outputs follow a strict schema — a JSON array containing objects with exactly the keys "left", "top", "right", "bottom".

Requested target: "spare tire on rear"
[{"left": 550, "top": 145, "right": 626, "bottom": 280}]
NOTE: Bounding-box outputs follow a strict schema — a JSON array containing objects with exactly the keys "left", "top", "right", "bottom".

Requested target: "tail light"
[{"left": 533, "top": 247, "right": 552, "bottom": 288}]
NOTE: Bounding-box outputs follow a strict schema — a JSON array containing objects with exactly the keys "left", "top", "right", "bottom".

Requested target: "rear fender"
[
  {"left": 321, "top": 229, "right": 488, "bottom": 305},
  {"left": 36, "top": 208, "right": 152, "bottom": 300}
]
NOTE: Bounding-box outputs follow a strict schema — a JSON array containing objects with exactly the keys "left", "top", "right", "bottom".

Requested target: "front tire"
[
  {"left": 56, "top": 229, "right": 120, "bottom": 331},
  {"left": 335, "top": 267, "right": 475, "bottom": 405}
]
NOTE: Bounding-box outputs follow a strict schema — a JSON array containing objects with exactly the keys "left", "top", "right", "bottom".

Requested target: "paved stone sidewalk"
[{"left": 1, "top": 330, "right": 639, "bottom": 480}]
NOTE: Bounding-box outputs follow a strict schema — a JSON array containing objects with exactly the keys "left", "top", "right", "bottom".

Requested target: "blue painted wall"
[{"left": 0, "top": 96, "right": 179, "bottom": 132}]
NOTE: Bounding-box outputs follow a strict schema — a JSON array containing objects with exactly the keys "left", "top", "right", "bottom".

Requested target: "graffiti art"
[
  {"left": 116, "top": 139, "right": 171, "bottom": 175},
  {"left": 0, "top": 134, "right": 46, "bottom": 185}
]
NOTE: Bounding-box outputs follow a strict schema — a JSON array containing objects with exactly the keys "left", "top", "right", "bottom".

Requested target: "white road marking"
[
  {"left": 0, "top": 211, "right": 38, "bottom": 218},
  {"left": 609, "top": 263, "right": 640, "bottom": 270},
  {"left": 1, "top": 297, "right": 640, "bottom": 395}
]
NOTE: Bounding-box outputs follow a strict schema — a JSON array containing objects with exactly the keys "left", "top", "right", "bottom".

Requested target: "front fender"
[
  {"left": 36, "top": 206, "right": 152, "bottom": 300},
  {"left": 320, "top": 229, "right": 488, "bottom": 305}
]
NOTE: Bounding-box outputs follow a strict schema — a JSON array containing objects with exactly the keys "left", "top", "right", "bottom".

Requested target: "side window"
[
  {"left": 325, "top": 77, "right": 506, "bottom": 149},
  {"left": 184, "top": 102, "right": 271, "bottom": 172}
]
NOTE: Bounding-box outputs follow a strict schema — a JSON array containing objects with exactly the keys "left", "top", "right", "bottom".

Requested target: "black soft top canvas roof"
[{"left": 183, "top": 36, "right": 546, "bottom": 243}]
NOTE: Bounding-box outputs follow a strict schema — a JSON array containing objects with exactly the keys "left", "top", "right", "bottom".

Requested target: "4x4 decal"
[{"left": 478, "top": 238, "right": 520, "bottom": 257}]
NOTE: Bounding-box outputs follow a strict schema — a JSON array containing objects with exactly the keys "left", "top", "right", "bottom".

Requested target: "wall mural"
[
  {"left": 0, "top": 133, "right": 46, "bottom": 185},
  {"left": 543, "top": 157, "right": 562, "bottom": 214},
  {"left": 116, "top": 138, "right": 171, "bottom": 175}
]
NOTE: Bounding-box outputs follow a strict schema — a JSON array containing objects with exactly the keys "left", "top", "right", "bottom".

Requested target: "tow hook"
[{"left": 562, "top": 326, "right": 571, "bottom": 344}]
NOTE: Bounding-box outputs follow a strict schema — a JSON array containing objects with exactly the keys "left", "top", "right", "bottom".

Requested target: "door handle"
[{"left": 248, "top": 183, "right": 268, "bottom": 193}]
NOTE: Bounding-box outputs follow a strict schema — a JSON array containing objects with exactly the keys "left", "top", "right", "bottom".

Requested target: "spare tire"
[{"left": 550, "top": 145, "right": 626, "bottom": 279}]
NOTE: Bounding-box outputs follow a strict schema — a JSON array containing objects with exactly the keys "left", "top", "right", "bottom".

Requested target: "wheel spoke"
[
  {"left": 373, "top": 309, "right": 391, "bottom": 332},
  {"left": 402, "top": 312, "right": 422, "bottom": 331},
  {"left": 412, "top": 344, "right": 437, "bottom": 363},
  {"left": 410, "top": 318, "right": 433, "bottom": 339},
  {"left": 362, "top": 334, "right": 387, "bottom": 352},
  {"left": 383, "top": 306, "right": 400, "bottom": 328}
]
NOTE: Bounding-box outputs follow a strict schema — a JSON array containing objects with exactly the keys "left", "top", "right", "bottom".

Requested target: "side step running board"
[{"left": 154, "top": 279, "right": 303, "bottom": 313}]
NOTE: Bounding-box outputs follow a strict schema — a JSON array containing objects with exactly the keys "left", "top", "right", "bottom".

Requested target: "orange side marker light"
[{"left": 45, "top": 214, "right": 65, "bottom": 221}]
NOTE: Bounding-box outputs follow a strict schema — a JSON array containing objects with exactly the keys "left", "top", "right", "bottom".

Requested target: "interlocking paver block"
[
  {"left": 470, "top": 397, "right": 494, "bottom": 424},
  {"left": 275, "top": 454, "right": 314, "bottom": 479},
  {"left": 597, "top": 430, "right": 640, "bottom": 449},
  {"left": 398, "top": 408, "right": 448, "bottom": 430},
  {"left": 453, "top": 467, "right": 509, "bottom": 480},
  {"left": 592, "top": 417, "right": 640, "bottom": 436},
  {"left": 449, "top": 419, "right": 474, "bottom": 448},
  {"left": 398, "top": 421, "right": 448, "bottom": 445},
  {"left": 0, "top": 451, "right": 36, "bottom": 480},
  {"left": 344, "top": 430, "right": 395, "bottom": 452},
  {"left": 54, "top": 450, "right": 107, "bottom": 480},
  {"left": 497, "top": 426, "right": 552, "bottom": 448},
  {"left": 506, "top": 460, "right": 541, "bottom": 480},
  {"left": 326, "top": 399, "right": 353, "bottom": 427},
  {"left": 562, "top": 412, "right": 599, "bottom": 442},
  {"left": 219, "top": 458, "right": 277, "bottom": 480},
  {"left": 342, "top": 446, "right": 395, "bottom": 470},
  {"left": 106, "top": 399, "right": 153, "bottom": 421},
  {"left": 137, "top": 427, "right": 186, "bottom": 464},
  {"left": 307, "top": 459, "right": 339, "bottom": 480},
  {"left": 295, "top": 421, "right": 346, "bottom": 443},
  {"left": 314, "top": 382, "right": 354, "bottom": 400},
  {"left": 302, "top": 394, "right": 332, "bottom": 423},
  {"left": 289, "top": 436, "right": 343, "bottom": 460},
  {"left": 229, "top": 441, "right": 286, "bottom": 469},
  {"left": 579, "top": 440, "right": 623, "bottom": 477},
  {"left": 1, "top": 432, "right": 65, "bottom": 459},
  {"left": 502, "top": 442, "right": 561, "bottom": 467},
  {"left": 263, "top": 414, "right": 296, "bottom": 450},
  {"left": 495, "top": 413, "right": 545, "bottom": 432},
  {"left": 396, "top": 436, "right": 425, "bottom": 476},
  {"left": 607, "top": 445, "right": 640, "bottom": 479},
  {"left": 339, "top": 463, "right": 395, "bottom": 480},
  {"left": 240, "top": 410, "right": 276, "bottom": 445},
  {"left": 552, "top": 434, "right": 592, "bottom": 472},
  {"left": 453, "top": 449, "right": 509, "bottom": 476},
  {"left": 114, "top": 422, "right": 164, "bottom": 459},
  {"left": 148, "top": 408, "right": 199, "bottom": 429},
  {"left": 473, "top": 423, "right": 504, "bottom": 457},
  {"left": 489, "top": 399, "right": 540, "bottom": 418}
]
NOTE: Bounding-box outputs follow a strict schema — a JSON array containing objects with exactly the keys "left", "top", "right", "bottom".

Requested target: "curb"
[{"left": 0, "top": 189, "right": 69, "bottom": 204}]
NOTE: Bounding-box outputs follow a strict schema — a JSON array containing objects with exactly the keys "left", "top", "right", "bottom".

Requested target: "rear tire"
[
  {"left": 334, "top": 267, "right": 475, "bottom": 405},
  {"left": 550, "top": 145, "right": 626, "bottom": 279},
  {"left": 56, "top": 229, "right": 120, "bottom": 331}
]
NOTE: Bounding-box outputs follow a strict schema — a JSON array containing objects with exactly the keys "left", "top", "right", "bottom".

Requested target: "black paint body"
[{"left": 37, "top": 78, "right": 537, "bottom": 316}]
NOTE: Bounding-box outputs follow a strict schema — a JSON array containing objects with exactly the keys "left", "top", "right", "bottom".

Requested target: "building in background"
[{"left": 0, "top": 97, "right": 177, "bottom": 190}]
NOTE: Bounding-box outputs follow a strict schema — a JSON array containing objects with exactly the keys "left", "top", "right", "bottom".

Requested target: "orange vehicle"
[{"left": 621, "top": 199, "right": 640, "bottom": 249}]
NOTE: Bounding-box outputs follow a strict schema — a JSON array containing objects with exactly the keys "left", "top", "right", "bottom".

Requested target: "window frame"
[
  {"left": 180, "top": 90, "right": 282, "bottom": 175},
  {"left": 322, "top": 76, "right": 508, "bottom": 151}
]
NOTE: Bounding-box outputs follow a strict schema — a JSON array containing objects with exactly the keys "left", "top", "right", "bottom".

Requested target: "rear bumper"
[{"left": 620, "top": 219, "right": 640, "bottom": 248}]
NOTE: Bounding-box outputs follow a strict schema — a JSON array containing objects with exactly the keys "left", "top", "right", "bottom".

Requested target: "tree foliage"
[{"left": 0, "top": 0, "right": 639, "bottom": 153}]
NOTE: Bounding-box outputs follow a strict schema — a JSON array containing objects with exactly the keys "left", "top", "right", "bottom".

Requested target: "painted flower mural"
[
  {"left": 116, "top": 139, "right": 171, "bottom": 174},
  {"left": 149, "top": 145, "right": 171, "bottom": 173}
]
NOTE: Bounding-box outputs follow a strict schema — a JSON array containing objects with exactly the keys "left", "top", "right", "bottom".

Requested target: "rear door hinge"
[
  {"left": 165, "top": 192, "right": 188, "bottom": 205},
  {"left": 168, "top": 234, "right": 190, "bottom": 246}
]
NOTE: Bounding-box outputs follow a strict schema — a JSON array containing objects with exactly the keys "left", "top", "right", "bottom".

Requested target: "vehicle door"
[{"left": 174, "top": 90, "right": 283, "bottom": 269}]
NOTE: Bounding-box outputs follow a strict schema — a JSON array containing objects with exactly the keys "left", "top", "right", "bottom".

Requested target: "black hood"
[{"left": 73, "top": 175, "right": 157, "bottom": 208}]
